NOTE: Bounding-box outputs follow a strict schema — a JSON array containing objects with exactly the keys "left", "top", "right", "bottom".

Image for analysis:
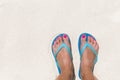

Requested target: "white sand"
[{"left": 0, "top": 0, "right": 120, "bottom": 80}]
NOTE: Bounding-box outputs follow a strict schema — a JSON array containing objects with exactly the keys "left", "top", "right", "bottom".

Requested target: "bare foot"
[
  {"left": 52, "top": 34, "right": 75, "bottom": 80},
  {"left": 80, "top": 34, "right": 99, "bottom": 80}
]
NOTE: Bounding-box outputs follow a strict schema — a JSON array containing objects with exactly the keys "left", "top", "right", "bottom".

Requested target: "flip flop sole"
[
  {"left": 78, "top": 33, "right": 98, "bottom": 79},
  {"left": 51, "top": 33, "right": 72, "bottom": 74}
]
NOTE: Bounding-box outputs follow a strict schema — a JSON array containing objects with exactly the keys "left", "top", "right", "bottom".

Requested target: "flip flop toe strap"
[
  {"left": 80, "top": 42, "right": 98, "bottom": 64},
  {"left": 55, "top": 43, "right": 72, "bottom": 59},
  {"left": 53, "top": 43, "right": 72, "bottom": 73}
]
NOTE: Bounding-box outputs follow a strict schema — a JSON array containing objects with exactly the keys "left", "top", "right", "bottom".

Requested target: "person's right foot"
[{"left": 80, "top": 34, "right": 99, "bottom": 80}]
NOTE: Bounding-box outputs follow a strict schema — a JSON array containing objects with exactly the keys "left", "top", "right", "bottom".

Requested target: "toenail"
[
  {"left": 82, "top": 35, "right": 85, "bottom": 38},
  {"left": 64, "top": 34, "right": 67, "bottom": 38}
]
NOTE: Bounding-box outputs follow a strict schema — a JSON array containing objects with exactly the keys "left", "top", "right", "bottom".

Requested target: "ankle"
[
  {"left": 80, "top": 65, "right": 95, "bottom": 80},
  {"left": 61, "top": 70, "right": 75, "bottom": 80},
  {"left": 81, "top": 66, "right": 91, "bottom": 75}
]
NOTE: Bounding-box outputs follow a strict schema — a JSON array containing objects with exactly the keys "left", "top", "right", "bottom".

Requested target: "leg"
[
  {"left": 80, "top": 35, "right": 99, "bottom": 80},
  {"left": 52, "top": 34, "right": 75, "bottom": 80}
]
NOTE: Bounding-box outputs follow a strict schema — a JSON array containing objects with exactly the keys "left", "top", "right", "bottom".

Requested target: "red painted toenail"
[
  {"left": 64, "top": 34, "right": 67, "bottom": 38},
  {"left": 82, "top": 35, "right": 85, "bottom": 38}
]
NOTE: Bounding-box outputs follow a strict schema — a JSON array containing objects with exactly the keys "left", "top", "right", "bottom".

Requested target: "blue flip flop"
[
  {"left": 51, "top": 33, "right": 73, "bottom": 74},
  {"left": 78, "top": 33, "right": 98, "bottom": 79}
]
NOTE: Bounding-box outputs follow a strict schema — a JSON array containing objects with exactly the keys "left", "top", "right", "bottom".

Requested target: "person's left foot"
[{"left": 52, "top": 34, "right": 75, "bottom": 80}]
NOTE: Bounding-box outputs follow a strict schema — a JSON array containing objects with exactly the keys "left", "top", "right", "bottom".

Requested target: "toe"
[
  {"left": 57, "top": 36, "right": 62, "bottom": 46},
  {"left": 88, "top": 36, "right": 91, "bottom": 44},
  {"left": 63, "top": 34, "right": 71, "bottom": 48},
  {"left": 89, "top": 36, "right": 94, "bottom": 45},
  {"left": 95, "top": 43, "right": 99, "bottom": 53},
  {"left": 55, "top": 40, "right": 58, "bottom": 45},
  {"left": 81, "top": 34, "right": 86, "bottom": 42},
  {"left": 56, "top": 37, "right": 61, "bottom": 48},
  {"left": 53, "top": 43, "right": 57, "bottom": 54},
  {"left": 93, "top": 40, "right": 97, "bottom": 48},
  {"left": 90, "top": 37, "right": 94, "bottom": 45},
  {"left": 58, "top": 36, "right": 62, "bottom": 44},
  {"left": 80, "top": 34, "right": 86, "bottom": 49},
  {"left": 52, "top": 45, "right": 56, "bottom": 53},
  {"left": 52, "top": 36, "right": 64, "bottom": 54},
  {"left": 54, "top": 41, "right": 57, "bottom": 47}
]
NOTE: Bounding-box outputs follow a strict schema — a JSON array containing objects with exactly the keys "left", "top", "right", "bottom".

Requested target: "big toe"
[
  {"left": 80, "top": 34, "right": 86, "bottom": 49},
  {"left": 63, "top": 34, "right": 71, "bottom": 48}
]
